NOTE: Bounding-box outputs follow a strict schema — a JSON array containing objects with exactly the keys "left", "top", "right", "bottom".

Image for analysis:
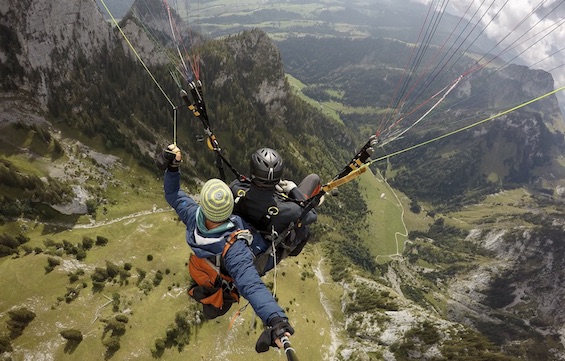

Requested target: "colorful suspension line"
[
  {"left": 380, "top": 0, "right": 499, "bottom": 136},
  {"left": 380, "top": 74, "right": 463, "bottom": 146},
  {"left": 374, "top": 84, "right": 565, "bottom": 166},
  {"left": 155, "top": 0, "right": 244, "bottom": 181},
  {"left": 180, "top": 82, "right": 245, "bottom": 181},
  {"left": 379, "top": 0, "right": 565, "bottom": 146},
  {"left": 162, "top": 0, "right": 200, "bottom": 82}
]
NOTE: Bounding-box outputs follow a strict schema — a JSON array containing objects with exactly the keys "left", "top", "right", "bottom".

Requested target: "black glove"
[
  {"left": 255, "top": 317, "right": 294, "bottom": 353},
  {"left": 155, "top": 144, "right": 181, "bottom": 171}
]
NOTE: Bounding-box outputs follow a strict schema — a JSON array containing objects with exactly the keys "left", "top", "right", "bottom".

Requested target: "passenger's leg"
[{"left": 297, "top": 174, "right": 321, "bottom": 198}]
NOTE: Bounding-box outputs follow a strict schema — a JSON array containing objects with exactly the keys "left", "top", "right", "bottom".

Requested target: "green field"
[
  {"left": 354, "top": 169, "right": 430, "bottom": 262},
  {"left": 447, "top": 188, "right": 536, "bottom": 228},
  {"left": 0, "top": 108, "right": 423, "bottom": 360},
  {"left": 0, "top": 138, "right": 341, "bottom": 361},
  {"left": 285, "top": 74, "right": 344, "bottom": 124},
  {"left": 0, "top": 207, "right": 338, "bottom": 360},
  {"left": 1, "top": 126, "right": 402, "bottom": 359},
  {"left": 285, "top": 74, "right": 384, "bottom": 128}
]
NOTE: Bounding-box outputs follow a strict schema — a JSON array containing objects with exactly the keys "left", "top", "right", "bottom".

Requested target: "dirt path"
[
  {"left": 313, "top": 254, "right": 340, "bottom": 361},
  {"left": 17, "top": 207, "right": 172, "bottom": 230},
  {"left": 73, "top": 208, "right": 170, "bottom": 229}
]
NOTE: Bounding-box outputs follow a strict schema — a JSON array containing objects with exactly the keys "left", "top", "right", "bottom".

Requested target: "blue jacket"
[{"left": 163, "top": 170, "right": 286, "bottom": 325}]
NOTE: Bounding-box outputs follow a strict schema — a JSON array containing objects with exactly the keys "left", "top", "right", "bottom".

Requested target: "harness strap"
[
  {"left": 234, "top": 191, "right": 278, "bottom": 232},
  {"left": 222, "top": 229, "right": 253, "bottom": 258},
  {"left": 202, "top": 230, "right": 254, "bottom": 280}
]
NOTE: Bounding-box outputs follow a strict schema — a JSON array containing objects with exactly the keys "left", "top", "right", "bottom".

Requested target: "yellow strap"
[{"left": 322, "top": 166, "right": 368, "bottom": 193}]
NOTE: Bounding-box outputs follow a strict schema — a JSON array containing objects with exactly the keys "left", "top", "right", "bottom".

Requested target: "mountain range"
[{"left": 1, "top": 0, "right": 565, "bottom": 360}]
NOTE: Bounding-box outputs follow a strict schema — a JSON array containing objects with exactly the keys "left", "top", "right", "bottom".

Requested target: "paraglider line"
[
  {"left": 372, "top": 84, "right": 565, "bottom": 164},
  {"left": 99, "top": 0, "right": 177, "bottom": 110}
]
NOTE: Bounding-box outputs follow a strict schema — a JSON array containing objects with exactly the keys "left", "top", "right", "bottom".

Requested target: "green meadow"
[
  {"left": 285, "top": 74, "right": 383, "bottom": 127},
  {"left": 0, "top": 115, "right": 415, "bottom": 360},
  {"left": 1, "top": 209, "right": 337, "bottom": 360},
  {"left": 355, "top": 169, "right": 431, "bottom": 262}
]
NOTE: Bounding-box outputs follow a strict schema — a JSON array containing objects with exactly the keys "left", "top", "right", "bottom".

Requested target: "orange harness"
[{"left": 187, "top": 230, "right": 251, "bottom": 319}]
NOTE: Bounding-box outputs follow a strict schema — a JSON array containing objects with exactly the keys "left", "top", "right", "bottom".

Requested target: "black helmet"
[{"left": 250, "top": 148, "right": 284, "bottom": 187}]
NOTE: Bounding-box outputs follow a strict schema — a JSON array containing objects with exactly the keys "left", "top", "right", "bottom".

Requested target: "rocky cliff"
[
  {"left": 388, "top": 64, "right": 565, "bottom": 210},
  {"left": 0, "top": 0, "right": 112, "bottom": 107}
]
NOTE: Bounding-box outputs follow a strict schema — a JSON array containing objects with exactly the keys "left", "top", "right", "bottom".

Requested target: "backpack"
[{"left": 187, "top": 230, "right": 251, "bottom": 319}]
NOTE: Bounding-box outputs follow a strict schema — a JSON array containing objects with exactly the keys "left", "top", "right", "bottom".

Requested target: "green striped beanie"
[{"left": 199, "top": 179, "right": 234, "bottom": 223}]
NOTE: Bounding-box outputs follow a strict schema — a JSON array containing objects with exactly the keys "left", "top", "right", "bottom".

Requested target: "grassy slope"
[
  {"left": 285, "top": 74, "right": 384, "bottom": 128},
  {"left": 3, "top": 117, "right": 544, "bottom": 360},
  {"left": 355, "top": 168, "right": 431, "bottom": 261},
  {"left": 0, "top": 143, "right": 337, "bottom": 360},
  {"left": 0, "top": 220, "right": 334, "bottom": 360},
  {"left": 447, "top": 188, "right": 537, "bottom": 228},
  {"left": 286, "top": 74, "right": 344, "bottom": 125}
]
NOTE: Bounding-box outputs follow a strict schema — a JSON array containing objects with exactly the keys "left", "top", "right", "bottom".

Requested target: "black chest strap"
[{"left": 234, "top": 190, "right": 279, "bottom": 232}]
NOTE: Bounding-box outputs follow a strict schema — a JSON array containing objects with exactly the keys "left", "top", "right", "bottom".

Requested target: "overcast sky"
[{"left": 411, "top": 0, "right": 565, "bottom": 87}]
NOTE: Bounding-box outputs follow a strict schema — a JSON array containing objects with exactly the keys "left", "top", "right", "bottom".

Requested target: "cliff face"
[
  {"left": 465, "top": 226, "right": 565, "bottom": 326},
  {"left": 457, "top": 64, "right": 565, "bottom": 180},
  {"left": 437, "top": 224, "right": 565, "bottom": 360},
  {"left": 0, "top": 0, "right": 112, "bottom": 106},
  {"left": 459, "top": 64, "right": 565, "bottom": 134},
  {"left": 389, "top": 63, "right": 565, "bottom": 209},
  {"left": 216, "top": 30, "right": 288, "bottom": 121},
  {"left": 119, "top": 0, "right": 191, "bottom": 66}
]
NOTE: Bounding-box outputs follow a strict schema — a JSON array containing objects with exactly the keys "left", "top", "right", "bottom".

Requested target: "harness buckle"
[
  {"left": 235, "top": 229, "right": 253, "bottom": 246},
  {"left": 221, "top": 278, "right": 235, "bottom": 292}
]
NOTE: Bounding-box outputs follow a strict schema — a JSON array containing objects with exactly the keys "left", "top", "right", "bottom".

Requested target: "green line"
[
  {"left": 99, "top": 0, "right": 177, "bottom": 110},
  {"left": 371, "top": 84, "right": 565, "bottom": 164},
  {"left": 319, "top": 85, "right": 565, "bottom": 195}
]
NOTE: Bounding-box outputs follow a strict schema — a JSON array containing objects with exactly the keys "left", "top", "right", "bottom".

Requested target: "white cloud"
[{"left": 413, "top": 0, "right": 565, "bottom": 87}]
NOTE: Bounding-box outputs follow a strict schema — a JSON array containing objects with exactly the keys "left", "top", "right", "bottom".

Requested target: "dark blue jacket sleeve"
[
  {"left": 163, "top": 170, "right": 199, "bottom": 227},
  {"left": 223, "top": 240, "right": 287, "bottom": 325}
]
